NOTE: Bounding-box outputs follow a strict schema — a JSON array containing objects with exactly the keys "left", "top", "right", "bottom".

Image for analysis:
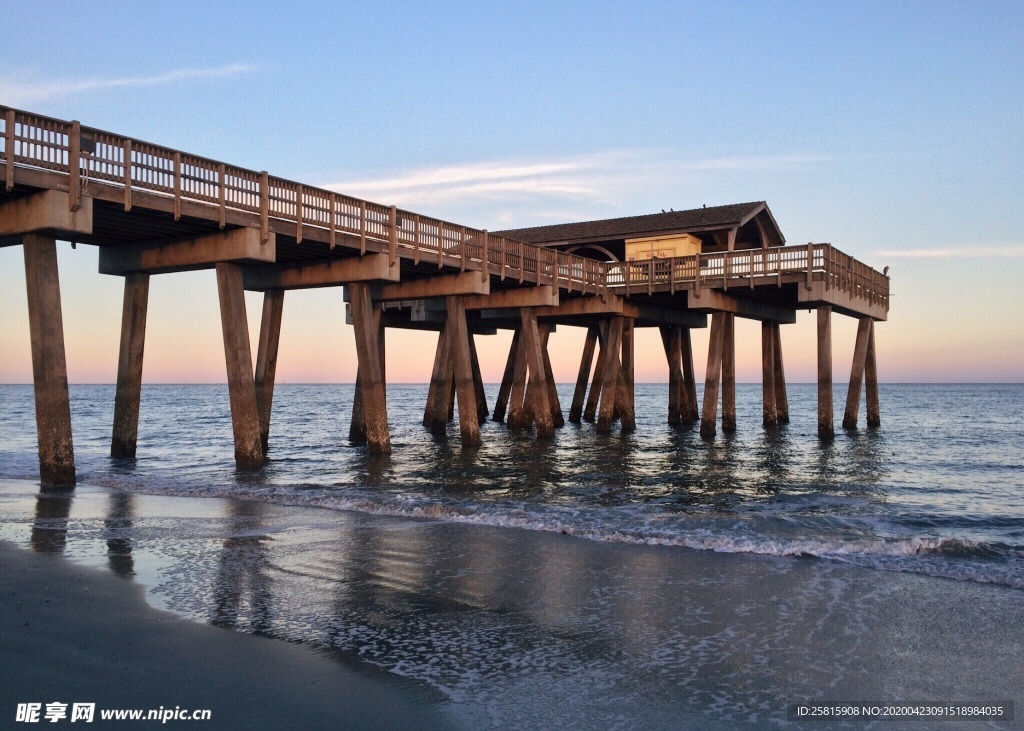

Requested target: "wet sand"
[
  {"left": 1, "top": 541, "right": 451, "bottom": 729},
  {"left": 1, "top": 479, "right": 1021, "bottom": 729}
]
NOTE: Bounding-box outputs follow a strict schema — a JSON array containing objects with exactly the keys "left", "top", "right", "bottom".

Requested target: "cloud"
[
  {"left": 873, "top": 245, "right": 1023, "bottom": 259},
  {"left": 0, "top": 63, "right": 258, "bottom": 105},
  {"left": 325, "top": 151, "right": 829, "bottom": 210}
]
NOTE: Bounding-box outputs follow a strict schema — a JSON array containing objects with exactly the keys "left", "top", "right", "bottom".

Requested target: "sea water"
[
  {"left": 1, "top": 383, "right": 1022, "bottom": 728},
  {"left": 2, "top": 383, "right": 1022, "bottom": 588}
]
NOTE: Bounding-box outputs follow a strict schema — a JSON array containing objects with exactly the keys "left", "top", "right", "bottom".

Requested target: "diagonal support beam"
[
  {"left": 255, "top": 289, "right": 285, "bottom": 454},
  {"left": 492, "top": 330, "right": 519, "bottom": 423},
  {"left": 842, "top": 317, "right": 872, "bottom": 429},
  {"left": 570, "top": 326, "right": 599, "bottom": 424}
]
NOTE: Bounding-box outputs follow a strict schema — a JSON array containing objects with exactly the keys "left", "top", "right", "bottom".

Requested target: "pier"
[{"left": 0, "top": 106, "right": 888, "bottom": 487}]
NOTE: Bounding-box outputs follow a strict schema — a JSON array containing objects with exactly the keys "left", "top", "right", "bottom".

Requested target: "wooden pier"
[{"left": 0, "top": 106, "right": 888, "bottom": 486}]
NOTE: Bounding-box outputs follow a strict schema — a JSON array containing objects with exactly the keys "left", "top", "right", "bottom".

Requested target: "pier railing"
[
  {"left": 0, "top": 106, "right": 610, "bottom": 295},
  {"left": 607, "top": 244, "right": 889, "bottom": 309},
  {"left": 1, "top": 105, "right": 886, "bottom": 309}
]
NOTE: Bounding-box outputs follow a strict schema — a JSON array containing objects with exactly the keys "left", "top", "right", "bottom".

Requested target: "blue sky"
[{"left": 1, "top": 1, "right": 1022, "bottom": 383}]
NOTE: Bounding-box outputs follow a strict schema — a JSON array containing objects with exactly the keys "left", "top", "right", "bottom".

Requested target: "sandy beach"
[{"left": 1, "top": 478, "right": 1021, "bottom": 729}]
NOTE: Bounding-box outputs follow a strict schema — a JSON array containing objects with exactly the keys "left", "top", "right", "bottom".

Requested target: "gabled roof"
[{"left": 495, "top": 201, "right": 784, "bottom": 247}]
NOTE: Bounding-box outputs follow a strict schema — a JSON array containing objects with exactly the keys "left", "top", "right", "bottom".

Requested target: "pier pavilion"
[{"left": 0, "top": 106, "right": 888, "bottom": 487}]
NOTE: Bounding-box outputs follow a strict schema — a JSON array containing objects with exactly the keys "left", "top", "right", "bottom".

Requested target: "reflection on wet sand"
[
  {"left": 104, "top": 492, "right": 136, "bottom": 576},
  {"left": 211, "top": 500, "right": 273, "bottom": 634},
  {"left": 30, "top": 489, "right": 73, "bottom": 554}
]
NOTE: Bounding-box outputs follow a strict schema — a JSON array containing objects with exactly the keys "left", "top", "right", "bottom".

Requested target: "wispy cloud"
[
  {"left": 325, "top": 151, "right": 829, "bottom": 210},
  {"left": 873, "top": 245, "right": 1023, "bottom": 259},
  {"left": 0, "top": 63, "right": 258, "bottom": 105}
]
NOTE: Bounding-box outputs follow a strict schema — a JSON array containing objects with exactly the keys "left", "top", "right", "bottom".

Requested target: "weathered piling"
[
  {"left": 842, "top": 316, "right": 872, "bottom": 430},
  {"left": 255, "top": 289, "right": 284, "bottom": 454},
  {"left": 215, "top": 262, "right": 264, "bottom": 469},
  {"left": 817, "top": 306, "right": 834, "bottom": 438},
  {"left": 23, "top": 235, "right": 76, "bottom": 486},
  {"left": 111, "top": 272, "right": 150, "bottom": 459}
]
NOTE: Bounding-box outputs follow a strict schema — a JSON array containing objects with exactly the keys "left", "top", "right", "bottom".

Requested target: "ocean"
[{"left": 1, "top": 383, "right": 1022, "bottom": 728}]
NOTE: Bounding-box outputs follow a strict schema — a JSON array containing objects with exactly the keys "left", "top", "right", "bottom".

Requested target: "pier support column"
[
  {"left": 468, "top": 332, "right": 489, "bottom": 424},
  {"left": 521, "top": 308, "right": 554, "bottom": 438},
  {"left": 255, "top": 289, "right": 284, "bottom": 454},
  {"left": 569, "top": 326, "right": 598, "bottom": 423},
  {"left": 23, "top": 235, "right": 76, "bottom": 486},
  {"left": 111, "top": 272, "right": 150, "bottom": 459},
  {"left": 761, "top": 320, "right": 778, "bottom": 427},
  {"left": 596, "top": 317, "right": 624, "bottom": 433},
  {"left": 349, "top": 282, "right": 390, "bottom": 454},
  {"left": 817, "top": 306, "right": 834, "bottom": 439},
  {"left": 699, "top": 312, "right": 726, "bottom": 439},
  {"left": 506, "top": 328, "right": 531, "bottom": 429},
  {"left": 865, "top": 321, "right": 880, "bottom": 427},
  {"left": 722, "top": 314, "right": 736, "bottom": 433},
  {"left": 350, "top": 301, "right": 385, "bottom": 445},
  {"left": 539, "top": 324, "right": 564, "bottom": 428},
  {"left": 681, "top": 327, "right": 699, "bottom": 423},
  {"left": 842, "top": 316, "right": 872, "bottom": 430},
  {"left": 447, "top": 296, "right": 481, "bottom": 447},
  {"left": 215, "top": 262, "right": 264, "bottom": 470},
  {"left": 616, "top": 318, "right": 636, "bottom": 432},
  {"left": 583, "top": 321, "right": 608, "bottom": 423},
  {"left": 424, "top": 326, "right": 452, "bottom": 433},
  {"left": 773, "top": 322, "right": 789, "bottom": 424},
  {"left": 492, "top": 330, "right": 519, "bottom": 422},
  {"left": 661, "top": 326, "right": 682, "bottom": 425}
]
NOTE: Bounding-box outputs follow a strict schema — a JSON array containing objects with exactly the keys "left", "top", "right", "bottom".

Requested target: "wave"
[{"left": 6, "top": 473, "right": 1023, "bottom": 590}]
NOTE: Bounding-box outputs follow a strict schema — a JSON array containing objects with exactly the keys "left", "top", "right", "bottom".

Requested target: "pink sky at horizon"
[{"left": 1, "top": 245, "right": 1020, "bottom": 387}]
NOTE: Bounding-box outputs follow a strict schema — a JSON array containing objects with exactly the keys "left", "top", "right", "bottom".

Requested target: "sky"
[{"left": 1, "top": 0, "right": 1021, "bottom": 384}]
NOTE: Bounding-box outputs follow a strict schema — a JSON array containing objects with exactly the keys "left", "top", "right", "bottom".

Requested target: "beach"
[
  {"left": 1, "top": 538, "right": 450, "bottom": 730},
  {"left": 2, "top": 476, "right": 1021, "bottom": 729}
]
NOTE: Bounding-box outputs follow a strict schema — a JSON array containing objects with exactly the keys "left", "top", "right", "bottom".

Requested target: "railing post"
[
  {"left": 806, "top": 242, "right": 813, "bottom": 290},
  {"left": 481, "top": 230, "right": 489, "bottom": 284},
  {"left": 217, "top": 164, "right": 226, "bottom": 229},
  {"left": 69, "top": 120, "right": 81, "bottom": 212},
  {"left": 173, "top": 151, "right": 182, "bottom": 221},
  {"left": 437, "top": 221, "right": 444, "bottom": 269},
  {"left": 359, "top": 200, "right": 367, "bottom": 255},
  {"left": 259, "top": 171, "right": 270, "bottom": 245},
  {"left": 460, "top": 225, "right": 466, "bottom": 272},
  {"left": 295, "top": 184, "right": 304, "bottom": 244},
  {"left": 122, "top": 139, "right": 133, "bottom": 212},
  {"left": 4, "top": 109, "right": 14, "bottom": 190},
  {"left": 329, "top": 193, "right": 337, "bottom": 249},
  {"left": 411, "top": 215, "right": 420, "bottom": 264},
  {"left": 389, "top": 206, "right": 398, "bottom": 268}
]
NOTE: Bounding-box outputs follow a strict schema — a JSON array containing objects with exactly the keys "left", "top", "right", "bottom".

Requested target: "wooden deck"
[{"left": 0, "top": 106, "right": 887, "bottom": 319}]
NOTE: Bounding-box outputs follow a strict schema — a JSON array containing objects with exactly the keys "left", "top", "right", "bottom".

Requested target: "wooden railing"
[
  {"left": 0, "top": 105, "right": 608, "bottom": 295},
  {"left": 606, "top": 244, "right": 889, "bottom": 309},
  {"left": 1, "top": 105, "right": 885, "bottom": 309}
]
